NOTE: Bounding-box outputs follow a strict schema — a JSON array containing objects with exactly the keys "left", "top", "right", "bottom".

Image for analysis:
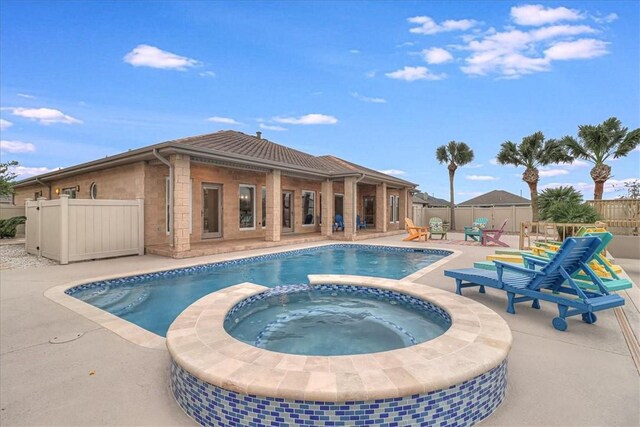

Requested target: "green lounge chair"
[
  {"left": 444, "top": 236, "right": 625, "bottom": 331},
  {"left": 464, "top": 217, "right": 488, "bottom": 242},
  {"left": 428, "top": 217, "right": 448, "bottom": 240}
]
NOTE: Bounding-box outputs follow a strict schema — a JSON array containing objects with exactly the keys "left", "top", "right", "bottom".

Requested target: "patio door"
[
  {"left": 282, "top": 191, "right": 293, "bottom": 233},
  {"left": 363, "top": 196, "right": 375, "bottom": 227},
  {"left": 202, "top": 184, "right": 222, "bottom": 238}
]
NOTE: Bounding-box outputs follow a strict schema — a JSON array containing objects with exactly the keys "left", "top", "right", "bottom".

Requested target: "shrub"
[
  {"left": 0, "top": 216, "right": 26, "bottom": 239},
  {"left": 538, "top": 186, "right": 583, "bottom": 221}
]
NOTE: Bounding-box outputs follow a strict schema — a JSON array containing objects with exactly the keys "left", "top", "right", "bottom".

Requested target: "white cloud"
[
  {"left": 592, "top": 13, "right": 618, "bottom": 24},
  {"left": 544, "top": 38, "right": 609, "bottom": 60},
  {"left": 123, "top": 44, "right": 200, "bottom": 70},
  {"left": 273, "top": 114, "right": 338, "bottom": 125},
  {"left": 8, "top": 107, "right": 82, "bottom": 125},
  {"left": 539, "top": 168, "right": 569, "bottom": 177},
  {"left": 0, "top": 140, "right": 36, "bottom": 153},
  {"left": 17, "top": 93, "right": 36, "bottom": 99},
  {"left": 349, "top": 49, "right": 360, "bottom": 54},
  {"left": 422, "top": 47, "right": 454, "bottom": 64},
  {"left": 462, "top": 163, "right": 484, "bottom": 169},
  {"left": 10, "top": 165, "right": 57, "bottom": 179},
  {"left": 199, "top": 71, "right": 216, "bottom": 78},
  {"left": 466, "top": 175, "right": 499, "bottom": 181},
  {"left": 351, "top": 92, "right": 387, "bottom": 104},
  {"left": 259, "top": 123, "right": 287, "bottom": 131},
  {"left": 558, "top": 159, "right": 590, "bottom": 168},
  {"left": 511, "top": 4, "right": 584, "bottom": 26},
  {"left": 460, "top": 24, "right": 604, "bottom": 78},
  {"left": 206, "top": 116, "right": 241, "bottom": 125},
  {"left": 489, "top": 158, "right": 499, "bottom": 165},
  {"left": 379, "top": 169, "right": 406, "bottom": 176},
  {"left": 386, "top": 66, "right": 446, "bottom": 81},
  {"left": 396, "top": 42, "right": 416, "bottom": 48},
  {"left": 634, "top": 146, "right": 640, "bottom": 152},
  {"left": 408, "top": 16, "right": 478, "bottom": 35},
  {"left": 364, "top": 70, "right": 377, "bottom": 78},
  {"left": 0, "top": 119, "right": 12, "bottom": 130}
]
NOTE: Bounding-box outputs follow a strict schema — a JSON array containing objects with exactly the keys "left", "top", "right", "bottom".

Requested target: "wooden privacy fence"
[
  {"left": 412, "top": 205, "right": 532, "bottom": 233},
  {"left": 587, "top": 199, "right": 640, "bottom": 233},
  {"left": 26, "top": 195, "right": 144, "bottom": 264}
]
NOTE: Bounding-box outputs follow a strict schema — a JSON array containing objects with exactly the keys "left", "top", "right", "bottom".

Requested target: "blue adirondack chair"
[
  {"left": 464, "top": 217, "right": 489, "bottom": 242},
  {"left": 333, "top": 214, "right": 344, "bottom": 231},
  {"left": 444, "top": 236, "right": 625, "bottom": 331},
  {"left": 356, "top": 215, "right": 367, "bottom": 230}
]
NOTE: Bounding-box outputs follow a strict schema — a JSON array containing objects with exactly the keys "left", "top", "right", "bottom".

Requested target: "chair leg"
[
  {"left": 479, "top": 285, "right": 486, "bottom": 294},
  {"left": 532, "top": 299, "right": 540, "bottom": 309},
  {"left": 506, "top": 292, "right": 516, "bottom": 314}
]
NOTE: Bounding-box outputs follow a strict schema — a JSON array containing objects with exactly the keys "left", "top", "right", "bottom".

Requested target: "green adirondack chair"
[
  {"left": 429, "top": 217, "right": 448, "bottom": 240},
  {"left": 464, "top": 217, "right": 489, "bottom": 242}
]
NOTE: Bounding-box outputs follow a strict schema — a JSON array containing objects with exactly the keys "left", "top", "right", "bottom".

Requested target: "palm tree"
[
  {"left": 560, "top": 117, "right": 640, "bottom": 200},
  {"left": 436, "top": 141, "right": 474, "bottom": 230},
  {"left": 496, "top": 131, "right": 572, "bottom": 221}
]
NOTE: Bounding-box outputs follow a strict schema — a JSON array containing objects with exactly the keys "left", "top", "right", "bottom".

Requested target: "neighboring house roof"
[
  {"left": 458, "top": 190, "right": 531, "bottom": 206},
  {"left": 412, "top": 193, "right": 429, "bottom": 205},
  {"left": 15, "top": 130, "right": 416, "bottom": 188},
  {"left": 426, "top": 196, "right": 451, "bottom": 207}
]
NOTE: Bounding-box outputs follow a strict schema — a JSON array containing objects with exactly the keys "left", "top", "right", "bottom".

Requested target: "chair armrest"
[
  {"left": 522, "top": 253, "right": 548, "bottom": 269},
  {"left": 494, "top": 260, "right": 545, "bottom": 276},
  {"left": 464, "top": 226, "right": 473, "bottom": 232},
  {"left": 407, "top": 226, "right": 427, "bottom": 231}
]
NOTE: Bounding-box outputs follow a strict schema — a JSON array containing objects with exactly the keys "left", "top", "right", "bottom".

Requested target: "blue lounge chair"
[
  {"left": 356, "top": 215, "right": 367, "bottom": 230},
  {"left": 333, "top": 214, "right": 344, "bottom": 231},
  {"left": 444, "top": 237, "right": 625, "bottom": 331}
]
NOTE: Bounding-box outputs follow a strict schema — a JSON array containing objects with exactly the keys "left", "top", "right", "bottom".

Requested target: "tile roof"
[{"left": 458, "top": 190, "right": 531, "bottom": 206}]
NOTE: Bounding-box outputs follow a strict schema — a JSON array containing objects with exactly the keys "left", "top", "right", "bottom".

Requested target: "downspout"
[
  {"left": 353, "top": 173, "right": 365, "bottom": 235},
  {"left": 35, "top": 178, "right": 51, "bottom": 199},
  {"left": 153, "top": 149, "right": 174, "bottom": 247}
]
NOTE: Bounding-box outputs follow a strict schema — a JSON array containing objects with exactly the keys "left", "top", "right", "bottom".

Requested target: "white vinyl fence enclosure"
[
  {"left": 413, "top": 205, "right": 532, "bottom": 233},
  {"left": 26, "top": 195, "right": 144, "bottom": 264}
]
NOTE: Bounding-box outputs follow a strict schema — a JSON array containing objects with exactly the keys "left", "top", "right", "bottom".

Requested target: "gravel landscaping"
[{"left": 0, "top": 243, "right": 57, "bottom": 270}]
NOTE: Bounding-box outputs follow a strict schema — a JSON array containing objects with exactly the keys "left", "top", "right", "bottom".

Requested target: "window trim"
[
  {"left": 261, "top": 186, "right": 267, "bottom": 229},
  {"left": 301, "top": 190, "right": 315, "bottom": 226},
  {"left": 239, "top": 184, "right": 256, "bottom": 231}
]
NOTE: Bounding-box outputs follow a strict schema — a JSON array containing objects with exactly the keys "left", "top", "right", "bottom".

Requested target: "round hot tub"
[
  {"left": 224, "top": 284, "right": 451, "bottom": 356},
  {"left": 168, "top": 276, "right": 512, "bottom": 427}
]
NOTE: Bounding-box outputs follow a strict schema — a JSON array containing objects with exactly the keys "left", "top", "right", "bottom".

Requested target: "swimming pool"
[{"left": 67, "top": 245, "right": 452, "bottom": 336}]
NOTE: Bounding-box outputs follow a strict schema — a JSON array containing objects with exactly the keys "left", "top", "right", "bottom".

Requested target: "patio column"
[
  {"left": 321, "top": 179, "right": 333, "bottom": 236},
  {"left": 171, "top": 154, "right": 191, "bottom": 253},
  {"left": 376, "top": 183, "right": 387, "bottom": 232},
  {"left": 343, "top": 176, "right": 356, "bottom": 239},
  {"left": 399, "top": 187, "right": 409, "bottom": 222},
  {"left": 265, "top": 169, "right": 281, "bottom": 242}
]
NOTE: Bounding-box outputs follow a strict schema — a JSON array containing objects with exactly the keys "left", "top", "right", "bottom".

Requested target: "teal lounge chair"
[
  {"left": 356, "top": 215, "right": 367, "bottom": 230},
  {"left": 444, "top": 236, "right": 625, "bottom": 331},
  {"left": 464, "top": 217, "right": 488, "bottom": 242},
  {"left": 429, "top": 217, "right": 448, "bottom": 240},
  {"left": 333, "top": 215, "right": 344, "bottom": 231}
]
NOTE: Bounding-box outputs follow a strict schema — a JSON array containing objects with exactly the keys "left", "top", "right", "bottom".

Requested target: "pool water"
[
  {"left": 69, "top": 245, "right": 450, "bottom": 336},
  {"left": 224, "top": 285, "right": 451, "bottom": 356}
]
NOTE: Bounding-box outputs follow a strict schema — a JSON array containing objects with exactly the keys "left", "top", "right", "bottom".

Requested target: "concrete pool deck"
[{"left": 1, "top": 233, "right": 639, "bottom": 426}]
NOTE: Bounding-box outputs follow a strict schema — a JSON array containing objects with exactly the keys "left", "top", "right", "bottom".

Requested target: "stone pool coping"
[
  {"left": 166, "top": 275, "right": 512, "bottom": 402},
  {"left": 43, "top": 242, "right": 461, "bottom": 350}
]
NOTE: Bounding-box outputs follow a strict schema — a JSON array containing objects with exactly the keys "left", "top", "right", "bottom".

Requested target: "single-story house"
[
  {"left": 412, "top": 192, "right": 450, "bottom": 208},
  {"left": 13, "top": 130, "right": 416, "bottom": 257},
  {"left": 457, "top": 190, "right": 531, "bottom": 207}
]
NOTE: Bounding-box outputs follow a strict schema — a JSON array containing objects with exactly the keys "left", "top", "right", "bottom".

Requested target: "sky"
[{"left": 1, "top": 1, "right": 639, "bottom": 202}]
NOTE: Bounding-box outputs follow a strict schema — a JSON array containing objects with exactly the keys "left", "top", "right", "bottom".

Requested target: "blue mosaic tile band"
[
  {"left": 65, "top": 245, "right": 452, "bottom": 296},
  {"left": 170, "top": 358, "right": 508, "bottom": 427}
]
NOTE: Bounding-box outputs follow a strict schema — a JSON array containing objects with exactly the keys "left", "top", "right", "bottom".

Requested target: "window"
[
  {"left": 261, "top": 186, "right": 266, "bottom": 228},
  {"left": 318, "top": 193, "right": 322, "bottom": 225},
  {"left": 89, "top": 182, "right": 97, "bottom": 199},
  {"left": 389, "top": 195, "right": 399, "bottom": 223},
  {"left": 62, "top": 186, "right": 78, "bottom": 199},
  {"left": 301, "top": 191, "right": 315, "bottom": 225},
  {"left": 165, "top": 177, "right": 171, "bottom": 234},
  {"left": 239, "top": 185, "right": 256, "bottom": 229}
]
